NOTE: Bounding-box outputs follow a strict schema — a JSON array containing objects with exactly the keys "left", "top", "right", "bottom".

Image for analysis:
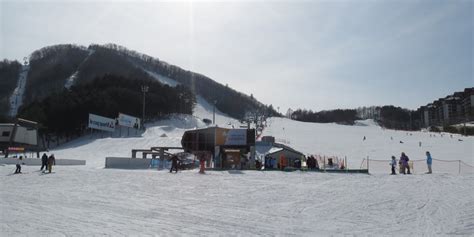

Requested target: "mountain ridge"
[{"left": 0, "top": 43, "right": 277, "bottom": 120}]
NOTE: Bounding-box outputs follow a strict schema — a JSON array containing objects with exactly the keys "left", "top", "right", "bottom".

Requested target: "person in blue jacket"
[{"left": 426, "top": 151, "right": 433, "bottom": 174}]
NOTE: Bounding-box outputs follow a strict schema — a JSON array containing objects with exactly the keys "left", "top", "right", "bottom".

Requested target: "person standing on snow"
[
  {"left": 169, "top": 155, "right": 180, "bottom": 173},
  {"left": 47, "top": 154, "right": 56, "bottom": 173},
  {"left": 426, "top": 151, "right": 433, "bottom": 174},
  {"left": 40, "top": 153, "right": 48, "bottom": 171},
  {"left": 15, "top": 156, "right": 24, "bottom": 174},
  {"left": 390, "top": 156, "right": 397, "bottom": 175},
  {"left": 400, "top": 152, "right": 411, "bottom": 174}
]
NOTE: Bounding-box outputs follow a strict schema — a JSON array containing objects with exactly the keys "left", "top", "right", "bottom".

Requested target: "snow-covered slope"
[
  {"left": 262, "top": 117, "right": 473, "bottom": 170},
  {"left": 50, "top": 97, "right": 240, "bottom": 168},
  {"left": 1, "top": 168, "right": 472, "bottom": 236},
  {"left": 2, "top": 98, "right": 473, "bottom": 235},
  {"left": 8, "top": 65, "right": 29, "bottom": 117},
  {"left": 143, "top": 69, "right": 180, "bottom": 87}
]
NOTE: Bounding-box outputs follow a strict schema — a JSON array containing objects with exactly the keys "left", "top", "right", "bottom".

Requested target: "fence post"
[
  {"left": 459, "top": 160, "right": 461, "bottom": 174},
  {"left": 323, "top": 156, "right": 326, "bottom": 172},
  {"left": 345, "top": 156, "right": 348, "bottom": 173},
  {"left": 367, "top": 156, "right": 369, "bottom": 174}
]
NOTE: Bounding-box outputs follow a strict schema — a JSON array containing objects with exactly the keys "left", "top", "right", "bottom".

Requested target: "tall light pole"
[
  {"left": 141, "top": 85, "right": 149, "bottom": 125},
  {"left": 213, "top": 100, "right": 217, "bottom": 125}
]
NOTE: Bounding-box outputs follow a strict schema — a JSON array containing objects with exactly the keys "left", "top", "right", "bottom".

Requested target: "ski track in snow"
[
  {"left": 1, "top": 97, "right": 474, "bottom": 235},
  {"left": 8, "top": 65, "right": 29, "bottom": 117}
]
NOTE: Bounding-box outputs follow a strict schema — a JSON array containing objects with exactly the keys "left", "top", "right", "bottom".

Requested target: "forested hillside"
[
  {"left": 0, "top": 60, "right": 22, "bottom": 116},
  {"left": 18, "top": 74, "right": 195, "bottom": 137},
  {"left": 1, "top": 43, "right": 277, "bottom": 120},
  {"left": 24, "top": 44, "right": 89, "bottom": 103}
]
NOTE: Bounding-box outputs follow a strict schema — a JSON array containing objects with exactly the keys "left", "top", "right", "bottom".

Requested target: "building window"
[{"left": 2, "top": 131, "right": 10, "bottom": 137}]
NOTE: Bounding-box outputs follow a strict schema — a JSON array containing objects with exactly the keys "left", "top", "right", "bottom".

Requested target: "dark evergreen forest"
[{"left": 18, "top": 74, "right": 196, "bottom": 137}]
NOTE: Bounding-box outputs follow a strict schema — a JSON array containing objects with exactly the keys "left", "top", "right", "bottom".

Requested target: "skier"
[
  {"left": 426, "top": 151, "right": 433, "bottom": 174},
  {"left": 169, "top": 155, "right": 180, "bottom": 173},
  {"left": 390, "top": 156, "right": 397, "bottom": 175},
  {"left": 363, "top": 136, "right": 366, "bottom": 141},
  {"left": 15, "top": 156, "right": 24, "bottom": 174},
  {"left": 40, "top": 153, "right": 48, "bottom": 171},
  {"left": 47, "top": 154, "right": 55, "bottom": 173}
]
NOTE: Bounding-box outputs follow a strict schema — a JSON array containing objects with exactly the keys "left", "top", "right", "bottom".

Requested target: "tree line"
[
  {"left": 18, "top": 74, "right": 196, "bottom": 138},
  {"left": 291, "top": 109, "right": 359, "bottom": 124},
  {"left": 90, "top": 44, "right": 278, "bottom": 119}
]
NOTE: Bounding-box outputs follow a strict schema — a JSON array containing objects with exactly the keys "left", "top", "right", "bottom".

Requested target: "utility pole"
[
  {"left": 213, "top": 100, "right": 217, "bottom": 125},
  {"left": 141, "top": 85, "right": 149, "bottom": 125}
]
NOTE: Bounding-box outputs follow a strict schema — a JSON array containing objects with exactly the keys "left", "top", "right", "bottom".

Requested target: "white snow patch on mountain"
[
  {"left": 8, "top": 65, "right": 29, "bottom": 117},
  {"left": 64, "top": 49, "right": 95, "bottom": 89},
  {"left": 143, "top": 69, "right": 180, "bottom": 87}
]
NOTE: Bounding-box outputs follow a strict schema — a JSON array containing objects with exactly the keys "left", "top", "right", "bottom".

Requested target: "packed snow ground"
[
  {"left": 1, "top": 98, "right": 474, "bottom": 236},
  {"left": 1, "top": 168, "right": 473, "bottom": 236}
]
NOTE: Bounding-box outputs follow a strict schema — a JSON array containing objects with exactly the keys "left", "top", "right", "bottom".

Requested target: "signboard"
[
  {"left": 118, "top": 113, "right": 140, "bottom": 129},
  {"left": 225, "top": 129, "right": 247, "bottom": 145},
  {"left": 216, "top": 128, "right": 247, "bottom": 146},
  {"left": 88, "top": 114, "right": 115, "bottom": 132},
  {"left": 8, "top": 147, "right": 25, "bottom": 152}
]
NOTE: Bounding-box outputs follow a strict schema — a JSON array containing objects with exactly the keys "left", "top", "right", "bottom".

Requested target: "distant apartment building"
[{"left": 419, "top": 88, "right": 474, "bottom": 127}]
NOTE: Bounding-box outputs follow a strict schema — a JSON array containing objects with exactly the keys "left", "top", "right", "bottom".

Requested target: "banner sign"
[
  {"left": 8, "top": 147, "right": 25, "bottom": 152},
  {"left": 88, "top": 114, "right": 115, "bottom": 132},
  {"left": 118, "top": 113, "right": 140, "bottom": 129},
  {"left": 225, "top": 129, "right": 247, "bottom": 145}
]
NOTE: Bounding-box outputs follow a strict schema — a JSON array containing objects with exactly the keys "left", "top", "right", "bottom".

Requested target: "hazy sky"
[{"left": 1, "top": 0, "right": 472, "bottom": 112}]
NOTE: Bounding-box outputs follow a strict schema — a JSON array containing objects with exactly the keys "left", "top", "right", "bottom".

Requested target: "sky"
[{"left": 1, "top": 0, "right": 472, "bottom": 112}]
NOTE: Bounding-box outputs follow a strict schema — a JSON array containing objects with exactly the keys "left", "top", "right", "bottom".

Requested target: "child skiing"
[
  {"left": 390, "top": 156, "right": 397, "bottom": 175},
  {"left": 15, "top": 156, "right": 24, "bottom": 174}
]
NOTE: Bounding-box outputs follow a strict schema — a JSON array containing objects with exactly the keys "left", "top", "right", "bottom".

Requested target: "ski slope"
[
  {"left": 1, "top": 100, "right": 474, "bottom": 235},
  {"left": 8, "top": 65, "right": 29, "bottom": 117},
  {"left": 262, "top": 117, "right": 474, "bottom": 171},
  {"left": 50, "top": 97, "right": 240, "bottom": 168}
]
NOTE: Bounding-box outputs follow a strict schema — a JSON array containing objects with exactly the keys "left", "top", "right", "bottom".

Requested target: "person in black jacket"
[
  {"left": 169, "top": 155, "right": 180, "bottom": 173},
  {"left": 40, "top": 153, "right": 48, "bottom": 171}
]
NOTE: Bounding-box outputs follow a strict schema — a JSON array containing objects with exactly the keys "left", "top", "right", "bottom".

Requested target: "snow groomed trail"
[{"left": 1, "top": 167, "right": 473, "bottom": 236}]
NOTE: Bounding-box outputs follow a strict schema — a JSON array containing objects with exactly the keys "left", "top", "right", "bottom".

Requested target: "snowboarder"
[
  {"left": 15, "top": 156, "right": 24, "bottom": 174},
  {"left": 390, "top": 156, "right": 397, "bottom": 175},
  {"left": 169, "top": 155, "right": 180, "bottom": 173},
  {"left": 426, "top": 151, "right": 432, "bottom": 174},
  {"left": 40, "top": 153, "right": 48, "bottom": 171},
  {"left": 47, "top": 154, "right": 55, "bottom": 173}
]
